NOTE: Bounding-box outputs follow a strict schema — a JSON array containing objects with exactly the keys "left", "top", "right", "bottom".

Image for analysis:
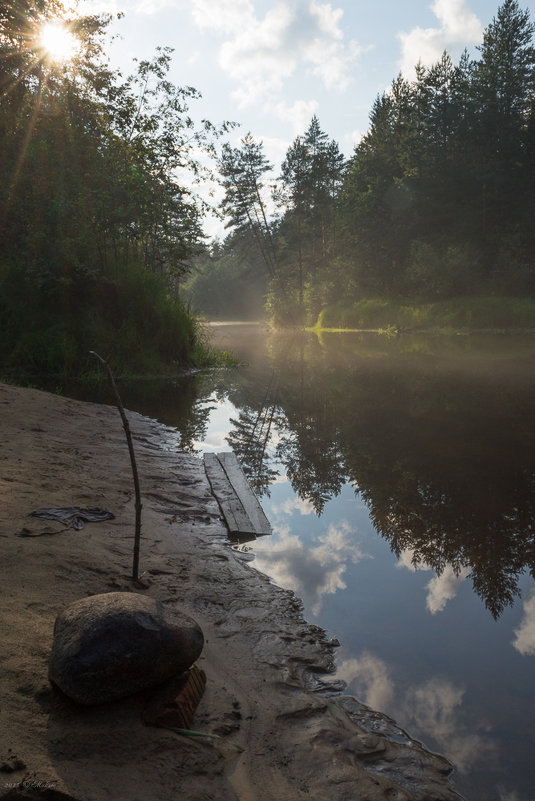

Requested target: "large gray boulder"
[{"left": 49, "top": 592, "right": 204, "bottom": 705}]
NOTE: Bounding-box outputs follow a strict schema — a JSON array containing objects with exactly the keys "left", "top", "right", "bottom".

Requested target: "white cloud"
[
  {"left": 425, "top": 565, "right": 470, "bottom": 614},
  {"left": 303, "top": 33, "right": 361, "bottom": 90},
  {"left": 432, "top": 0, "right": 482, "bottom": 40},
  {"left": 396, "top": 547, "right": 424, "bottom": 572},
  {"left": 337, "top": 654, "right": 495, "bottom": 773},
  {"left": 255, "top": 520, "right": 367, "bottom": 614},
  {"left": 398, "top": 0, "right": 483, "bottom": 79},
  {"left": 217, "top": 3, "right": 298, "bottom": 105},
  {"left": 512, "top": 591, "right": 535, "bottom": 656},
  {"left": 255, "top": 134, "right": 292, "bottom": 165},
  {"left": 310, "top": 0, "right": 342, "bottom": 39},
  {"left": 80, "top": 0, "right": 177, "bottom": 16},
  {"left": 402, "top": 677, "right": 496, "bottom": 772},
  {"left": 336, "top": 652, "right": 395, "bottom": 711},
  {"left": 271, "top": 494, "right": 315, "bottom": 516},
  {"left": 191, "top": 0, "right": 255, "bottom": 33},
  {"left": 272, "top": 99, "right": 319, "bottom": 134},
  {"left": 133, "top": 0, "right": 174, "bottom": 14},
  {"left": 78, "top": 0, "right": 127, "bottom": 14},
  {"left": 190, "top": 0, "right": 360, "bottom": 107},
  {"left": 397, "top": 549, "right": 469, "bottom": 614}
]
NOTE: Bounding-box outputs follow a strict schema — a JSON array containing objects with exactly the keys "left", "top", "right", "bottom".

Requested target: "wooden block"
[
  {"left": 217, "top": 452, "right": 272, "bottom": 536},
  {"left": 204, "top": 453, "right": 252, "bottom": 535},
  {"left": 204, "top": 452, "right": 271, "bottom": 539}
]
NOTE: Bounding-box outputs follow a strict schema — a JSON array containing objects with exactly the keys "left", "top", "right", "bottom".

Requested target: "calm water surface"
[{"left": 58, "top": 323, "right": 535, "bottom": 801}]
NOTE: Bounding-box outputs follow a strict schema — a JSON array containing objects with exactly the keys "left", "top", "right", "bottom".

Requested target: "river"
[{"left": 55, "top": 322, "right": 535, "bottom": 801}]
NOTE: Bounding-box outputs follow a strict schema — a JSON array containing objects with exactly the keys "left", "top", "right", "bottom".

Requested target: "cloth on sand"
[{"left": 27, "top": 507, "right": 115, "bottom": 530}]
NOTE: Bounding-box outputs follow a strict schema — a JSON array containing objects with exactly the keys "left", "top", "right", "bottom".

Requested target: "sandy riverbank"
[{"left": 0, "top": 382, "right": 463, "bottom": 801}]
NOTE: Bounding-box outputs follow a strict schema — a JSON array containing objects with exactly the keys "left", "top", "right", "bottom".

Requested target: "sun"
[{"left": 39, "top": 21, "right": 78, "bottom": 62}]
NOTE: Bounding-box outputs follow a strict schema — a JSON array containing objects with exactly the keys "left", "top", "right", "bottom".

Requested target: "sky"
[{"left": 75, "top": 0, "right": 535, "bottom": 233}]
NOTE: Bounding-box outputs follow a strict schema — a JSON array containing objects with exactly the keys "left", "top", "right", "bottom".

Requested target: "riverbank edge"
[
  {"left": 0, "top": 382, "right": 463, "bottom": 801},
  {"left": 308, "top": 325, "right": 535, "bottom": 335},
  {"left": 311, "top": 295, "right": 535, "bottom": 334}
]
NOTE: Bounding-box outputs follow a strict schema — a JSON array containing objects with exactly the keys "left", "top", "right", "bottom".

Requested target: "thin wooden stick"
[{"left": 90, "top": 351, "right": 142, "bottom": 580}]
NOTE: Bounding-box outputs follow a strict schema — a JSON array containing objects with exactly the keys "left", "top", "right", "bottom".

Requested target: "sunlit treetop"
[{"left": 0, "top": 0, "right": 112, "bottom": 91}]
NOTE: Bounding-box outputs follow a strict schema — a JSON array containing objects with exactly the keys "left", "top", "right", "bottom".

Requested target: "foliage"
[
  {"left": 274, "top": 115, "right": 346, "bottom": 322},
  {"left": 0, "top": 260, "right": 207, "bottom": 373},
  {"left": 218, "top": 133, "right": 276, "bottom": 278},
  {"left": 0, "top": 0, "right": 229, "bottom": 374},
  {"left": 209, "top": 2, "right": 535, "bottom": 329},
  {"left": 336, "top": 0, "right": 535, "bottom": 306},
  {"left": 315, "top": 296, "right": 535, "bottom": 332}
]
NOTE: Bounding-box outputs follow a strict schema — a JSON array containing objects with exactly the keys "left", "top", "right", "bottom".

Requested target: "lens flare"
[{"left": 39, "top": 22, "right": 78, "bottom": 62}]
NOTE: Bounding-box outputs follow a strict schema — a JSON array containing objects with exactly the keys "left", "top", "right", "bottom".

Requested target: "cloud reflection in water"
[
  {"left": 397, "top": 548, "right": 470, "bottom": 614},
  {"left": 425, "top": 565, "right": 471, "bottom": 614},
  {"left": 254, "top": 521, "right": 368, "bottom": 615},
  {"left": 270, "top": 495, "right": 315, "bottom": 516},
  {"left": 336, "top": 653, "right": 496, "bottom": 774},
  {"left": 335, "top": 652, "right": 394, "bottom": 711},
  {"left": 402, "top": 678, "right": 495, "bottom": 773},
  {"left": 512, "top": 590, "right": 535, "bottom": 656}
]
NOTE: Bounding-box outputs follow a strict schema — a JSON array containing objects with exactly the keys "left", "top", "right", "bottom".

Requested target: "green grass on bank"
[
  {"left": 312, "top": 297, "right": 535, "bottom": 333},
  {"left": 0, "top": 261, "right": 225, "bottom": 379}
]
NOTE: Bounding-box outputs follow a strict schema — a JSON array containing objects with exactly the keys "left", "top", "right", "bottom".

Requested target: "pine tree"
[{"left": 218, "top": 134, "right": 276, "bottom": 277}]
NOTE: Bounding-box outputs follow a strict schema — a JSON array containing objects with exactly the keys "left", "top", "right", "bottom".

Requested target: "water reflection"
[
  {"left": 401, "top": 678, "right": 496, "bottom": 774},
  {"left": 512, "top": 590, "right": 535, "bottom": 655},
  {"left": 336, "top": 654, "right": 497, "bottom": 774},
  {"left": 87, "top": 329, "right": 535, "bottom": 626},
  {"left": 397, "top": 551, "right": 471, "bottom": 614},
  {"left": 48, "top": 325, "right": 535, "bottom": 799},
  {"left": 336, "top": 652, "right": 394, "bottom": 711},
  {"left": 218, "top": 330, "right": 535, "bottom": 620},
  {"left": 254, "top": 520, "right": 368, "bottom": 615},
  {"left": 425, "top": 565, "right": 471, "bottom": 614},
  {"left": 227, "top": 402, "right": 281, "bottom": 495},
  {"left": 136, "top": 326, "right": 535, "bottom": 800}
]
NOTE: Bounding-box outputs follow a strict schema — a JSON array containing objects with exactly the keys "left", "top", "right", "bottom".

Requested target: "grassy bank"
[
  {"left": 0, "top": 262, "right": 219, "bottom": 379},
  {"left": 311, "top": 297, "right": 535, "bottom": 333}
]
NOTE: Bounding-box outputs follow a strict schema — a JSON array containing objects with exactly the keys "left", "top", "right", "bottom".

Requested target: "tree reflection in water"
[
  {"left": 221, "top": 331, "right": 535, "bottom": 619},
  {"left": 225, "top": 371, "right": 282, "bottom": 496}
]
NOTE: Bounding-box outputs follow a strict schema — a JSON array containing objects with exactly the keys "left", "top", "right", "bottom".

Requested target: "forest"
[
  {"left": 0, "top": 0, "right": 233, "bottom": 374},
  {"left": 2, "top": 0, "right": 535, "bottom": 377},
  {"left": 187, "top": 0, "right": 535, "bottom": 329}
]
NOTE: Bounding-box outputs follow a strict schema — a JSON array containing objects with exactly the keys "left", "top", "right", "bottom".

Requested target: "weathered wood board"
[{"left": 204, "top": 451, "right": 272, "bottom": 540}]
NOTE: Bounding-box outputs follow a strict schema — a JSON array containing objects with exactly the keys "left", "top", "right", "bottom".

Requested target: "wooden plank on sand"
[{"left": 204, "top": 451, "right": 272, "bottom": 539}]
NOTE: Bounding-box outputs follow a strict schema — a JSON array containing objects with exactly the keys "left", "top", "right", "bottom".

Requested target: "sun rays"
[
  {"left": 38, "top": 21, "right": 79, "bottom": 63},
  {"left": 0, "top": 14, "right": 81, "bottom": 219}
]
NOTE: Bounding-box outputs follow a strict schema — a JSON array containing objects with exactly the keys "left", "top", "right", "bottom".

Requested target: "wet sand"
[{"left": 0, "top": 382, "right": 463, "bottom": 800}]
